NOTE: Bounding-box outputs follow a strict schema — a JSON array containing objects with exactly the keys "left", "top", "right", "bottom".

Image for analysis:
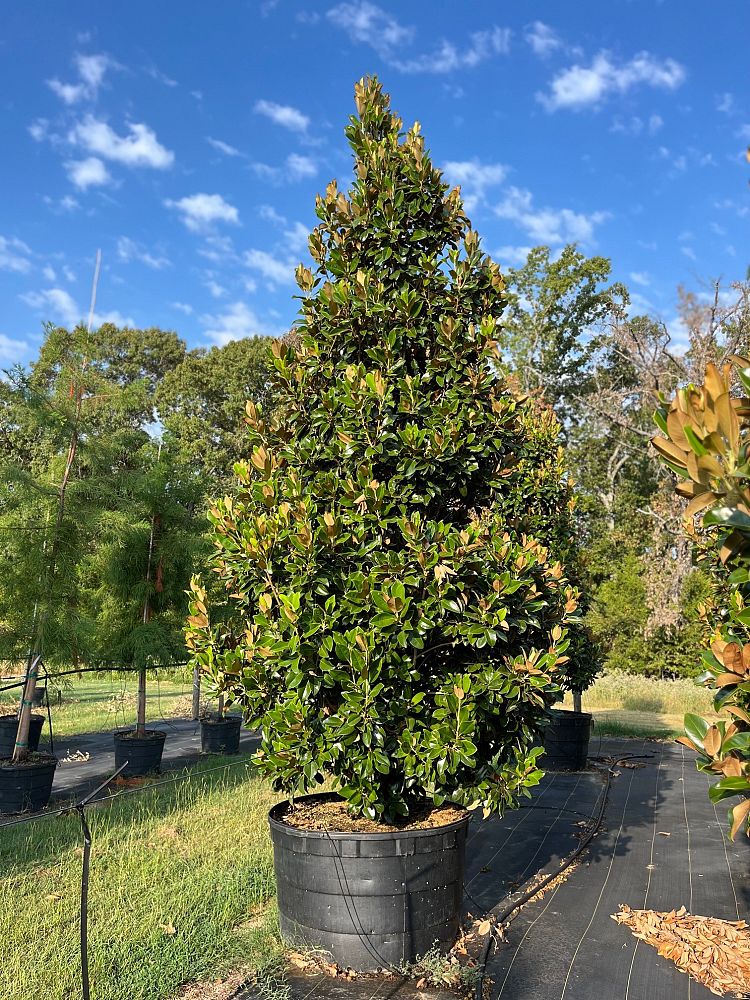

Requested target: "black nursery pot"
[
  {"left": 200, "top": 715, "right": 242, "bottom": 754},
  {"left": 0, "top": 713, "right": 44, "bottom": 757},
  {"left": 0, "top": 754, "right": 58, "bottom": 814},
  {"left": 30, "top": 686, "right": 47, "bottom": 708},
  {"left": 269, "top": 792, "right": 470, "bottom": 972},
  {"left": 113, "top": 729, "right": 166, "bottom": 777},
  {"left": 543, "top": 708, "right": 593, "bottom": 771}
]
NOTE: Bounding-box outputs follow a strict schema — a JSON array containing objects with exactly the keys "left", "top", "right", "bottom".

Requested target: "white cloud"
[
  {"left": 165, "top": 193, "right": 240, "bottom": 232},
  {"left": 327, "top": 3, "right": 509, "bottom": 73},
  {"left": 21, "top": 287, "right": 81, "bottom": 328},
  {"left": 201, "top": 301, "right": 276, "bottom": 346},
  {"left": 538, "top": 50, "right": 686, "bottom": 111},
  {"left": 524, "top": 21, "right": 562, "bottom": 57},
  {"left": 116, "top": 236, "right": 171, "bottom": 270},
  {"left": 610, "top": 113, "right": 663, "bottom": 137},
  {"left": 171, "top": 301, "right": 193, "bottom": 315},
  {"left": 71, "top": 116, "right": 174, "bottom": 168},
  {"left": 43, "top": 194, "right": 80, "bottom": 214},
  {"left": 92, "top": 309, "right": 136, "bottom": 328},
  {"left": 716, "top": 92, "right": 735, "bottom": 115},
  {"left": 443, "top": 159, "right": 508, "bottom": 212},
  {"left": 493, "top": 244, "right": 533, "bottom": 267},
  {"left": 204, "top": 277, "right": 227, "bottom": 298},
  {"left": 251, "top": 153, "right": 317, "bottom": 184},
  {"left": 394, "top": 27, "right": 511, "bottom": 74},
  {"left": 42, "top": 266, "right": 56, "bottom": 282},
  {"left": 259, "top": 207, "right": 310, "bottom": 256},
  {"left": 48, "top": 53, "right": 114, "bottom": 104},
  {"left": 629, "top": 271, "right": 650, "bottom": 287},
  {"left": 681, "top": 246, "right": 697, "bottom": 261},
  {"left": 197, "top": 235, "right": 237, "bottom": 263},
  {"left": 207, "top": 137, "right": 242, "bottom": 157},
  {"left": 0, "top": 236, "right": 32, "bottom": 274},
  {"left": 327, "top": 1, "right": 414, "bottom": 56},
  {"left": 65, "top": 156, "right": 111, "bottom": 190},
  {"left": 244, "top": 248, "right": 295, "bottom": 286},
  {"left": 255, "top": 99, "right": 310, "bottom": 133},
  {"left": 494, "top": 186, "right": 609, "bottom": 245},
  {"left": 29, "top": 118, "right": 50, "bottom": 142},
  {"left": 0, "top": 332, "right": 29, "bottom": 364},
  {"left": 648, "top": 114, "right": 664, "bottom": 134}
]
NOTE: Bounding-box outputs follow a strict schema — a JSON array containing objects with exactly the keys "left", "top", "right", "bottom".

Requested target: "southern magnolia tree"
[
  {"left": 652, "top": 358, "right": 750, "bottom": 837},
  {"left": 186, "top": 78, "right": 578, "bottom": 821}
]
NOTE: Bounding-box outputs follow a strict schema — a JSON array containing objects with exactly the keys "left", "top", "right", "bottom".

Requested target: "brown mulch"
[
  {"left": 279, "top": 798, "right": 468, "bottom": 833},
  {"left": 612, "top": 904, "right": 750, "bottom": 997},
  {"left": 172, "top": 968, "right": 251, "bottom": 1000}
]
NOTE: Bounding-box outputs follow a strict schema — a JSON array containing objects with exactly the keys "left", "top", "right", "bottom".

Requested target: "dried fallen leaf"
[
  {"left": 477, "top": 920, "right": 492, "bottom": 935},
  {"left": 159, "top": 922, "right": 177, "bottom": 936},
  {"left": 612, "top": 905, "right": 750, "bottom": 996}
]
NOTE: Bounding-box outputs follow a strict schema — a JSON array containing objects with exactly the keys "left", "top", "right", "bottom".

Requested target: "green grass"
[
  {"left": 0, "top": 672, "right": 215, "bottom": 738},
  {"left": 562, "top": 669, "right": 717, "bottom": 739},
  {"left": 0, "top": 758, "right": 282, "bottom": 1000}
]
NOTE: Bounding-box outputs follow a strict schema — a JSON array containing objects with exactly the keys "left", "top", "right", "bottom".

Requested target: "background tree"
[
  {"left": 155, "top": 337, "right": 274, "bottom": 485},
  {"left": 86, "top": 443, "right": 206, "bottom": 734},
  {"left": 499, "top": 244, "right": 626, "bottom": 428}
]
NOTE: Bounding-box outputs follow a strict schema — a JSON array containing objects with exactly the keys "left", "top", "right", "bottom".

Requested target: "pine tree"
[
  {"left": 187, "top": 79, "right": 578, "bottom": 821},
  {"left": 86, "top": 442, "right": 206, "bottom": 734},
  {"left": 0, "top": 324, "right": 147, "bottom": 758}
]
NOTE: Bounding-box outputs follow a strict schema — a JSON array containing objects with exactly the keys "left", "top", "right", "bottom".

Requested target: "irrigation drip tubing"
[{"left": 473, "top": 763, "right": 616, "bottom": 1000}]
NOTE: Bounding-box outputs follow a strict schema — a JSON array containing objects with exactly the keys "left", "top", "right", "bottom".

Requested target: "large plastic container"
[
  {"left": 113, "top": 729, "right": 166, "bottom": 777},
  {"left": 543, "top": 708, "right": 593, "bottom": 771},
  {"left": 0, "top": 755, "right": 57, "bottom": 813},
  {"left": 0, "top": 714, "right": 44, "bottom": 757},
  {"left": 269, "top": 792, "right": 470, "bottom": 971},
  {"left": 200, "top": 715, "right": 242, "bottom": 754}
]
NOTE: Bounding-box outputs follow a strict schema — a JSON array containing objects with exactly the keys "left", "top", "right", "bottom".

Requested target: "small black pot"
[
  {"left": 543, "top": 708, "right": 593, "bottom": 771},
  {"left": 0, "top": 714, "right": 45, "bottom": 757},
  {"left": 30, "top": 686, "right": 47, "bottom": 708},
  {"left": 269, "top": 792, "right": 470, "bottom": 971},
  {"left": 0, "top": 754, "right": 58, "bottom": 814},
  {"left": 113, "top": 729, "right": 166, "bottom": 778},
  {"left": 200, "top": 715, "right": 242, "bottom": 754}
]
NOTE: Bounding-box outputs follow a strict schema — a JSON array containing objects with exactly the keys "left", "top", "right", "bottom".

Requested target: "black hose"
[{"left": 473, "top": 766, "right": 614, "bottom": 1000}]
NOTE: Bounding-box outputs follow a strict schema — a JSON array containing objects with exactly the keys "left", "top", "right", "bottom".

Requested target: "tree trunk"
[
  {"left": 136, "top": 667, "right": 147, "bottom": 736},
  {"left": 217, "top": 692, "right": 224, "bottom": 719},
  {"left": 12, "top": 654, "right": 42, "bottom": 762},
  {"left": 572, "top": 690, "right": 582, "bottom": 714},
  {"left": 191, "top": 667, "right": 201, "bottom": 720}
]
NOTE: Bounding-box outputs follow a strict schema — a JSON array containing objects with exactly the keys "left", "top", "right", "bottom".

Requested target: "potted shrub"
[
  {"left": 542, "top": 627, "right": 600, "bottom": 770},
  {"left": 0, "top": 655, "right": 58, "bottom": 813},
  {"left": 0, "top": 711, "right": 44, "bottom": 758},
  {"left": 89, "top": 443, "right": 205, "bottom": 778},
  {"left": 502, "top": 394, "right": 601, "bottom": 769},
  {"left": 186, "top": 77, "right": 579, "bottom": 969},
  {"left": 651, "top": 358, "right": 750, "bottom": 837},
  {"left": 200, "top": 692, "right": 243, "bottom": 754}
]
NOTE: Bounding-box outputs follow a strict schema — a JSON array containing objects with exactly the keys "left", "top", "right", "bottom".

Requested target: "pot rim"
[
  {"left": 269, "top": 791, "right": 470, "bottom": 841},
  {"left": 201, "top": 714, "right": 243, "bottom": 726},
  {"left": 113, "top": 727, "right": 167, "bottom": 741},
  {"left": 548, "top": 708, "right": 593, "bottom": 721}
]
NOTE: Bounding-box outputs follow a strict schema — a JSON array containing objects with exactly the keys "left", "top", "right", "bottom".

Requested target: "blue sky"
[{"left": 1, "top": 0, "right": 747, "bottom": 367}]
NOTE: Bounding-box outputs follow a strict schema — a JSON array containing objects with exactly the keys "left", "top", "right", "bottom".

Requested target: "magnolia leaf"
[{"left": 729, "top": 797, "right": 750, "bottom": 840}]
